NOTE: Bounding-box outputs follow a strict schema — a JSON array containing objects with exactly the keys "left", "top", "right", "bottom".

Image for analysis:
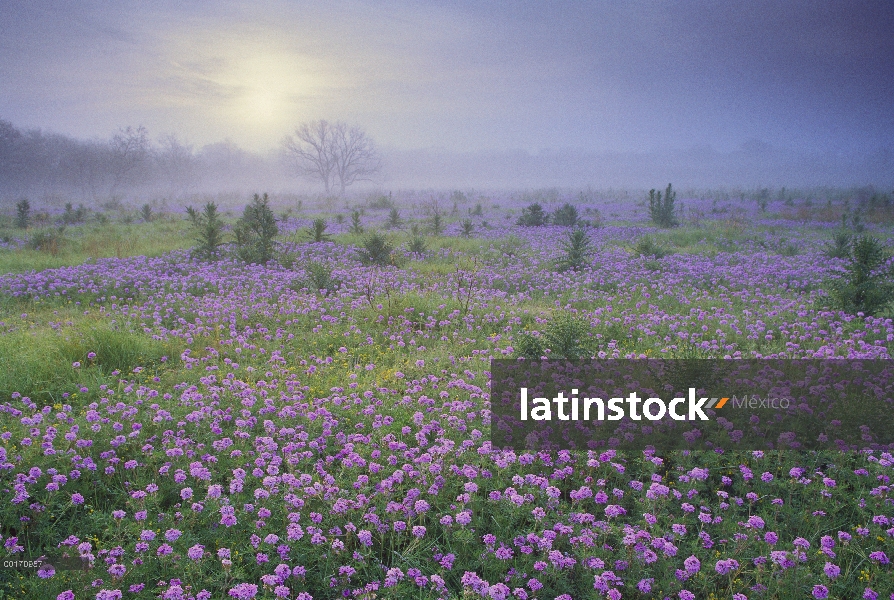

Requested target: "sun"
[
  {"left": 215, "top": 48, "right": 326, "bottom": 143},
  {"left": 237, "top": 87, "right": 288, "bottom": 126}
]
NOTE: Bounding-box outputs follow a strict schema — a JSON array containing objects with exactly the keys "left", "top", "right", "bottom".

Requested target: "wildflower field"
[{"left": 0, "top": 191, "right": 892, "bottom": 600}]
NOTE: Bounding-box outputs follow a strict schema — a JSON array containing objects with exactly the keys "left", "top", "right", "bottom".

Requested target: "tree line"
[{"left": 0, "top": 118, "right": 380, "bottom": 202}]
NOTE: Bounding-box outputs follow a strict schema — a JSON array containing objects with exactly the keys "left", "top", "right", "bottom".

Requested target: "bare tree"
[
  {"left": 155, "top": 134, "right": 197, "bottom": 198},
  {"left": 109, "top": 125, "right": 150, "bottom": 196},
  {"left": 282, "top": 120, "right": 380, "bottom": 195}
]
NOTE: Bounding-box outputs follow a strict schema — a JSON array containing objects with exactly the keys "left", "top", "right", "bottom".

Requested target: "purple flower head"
[{"left": 824, "top": 562, "right": 840, "bottom": 579}]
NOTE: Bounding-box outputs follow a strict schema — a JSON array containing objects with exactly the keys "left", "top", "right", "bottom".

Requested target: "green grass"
[
  {"left": 0, "top": 317, "right": 180, "bottom": 402},
  {"left": 0, "top": 219, "right": 195, "bottom": 274}
]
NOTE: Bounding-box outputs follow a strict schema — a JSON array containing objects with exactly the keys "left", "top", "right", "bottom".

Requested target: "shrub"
[
  {"left": 517, "top": 203, "right": 548, "bottom": 226},
  {"left": 823, "top": 231, "right": 852, "bottom": 259},
  {"left": 471, "top": 203, "right": 483, "bottom": 216},
  {"left": 359, "top": 232, "right": 394, "bottom": 266},
  {"left": 28, "top": 226, "right": 65, "bottom": 255},
  {"left": 515, "top": 332, "right": 545, "bottom": 359},
  {"left": 185, "top": 206, "right": 200, "bottom": 227},
  {"left": 429, "top": 210, "right": 444, "bottom": 236},
  {"left": 408, "top": 236, "right": 427, "bottom": 255},
  {"left": 63, "top": 202, "right": 80, "bottom": 224},
  {"left": 15, "top": 198, "right": 30, "bottom": 229},
  {"left": 189, "top": 201, "right": 226, "bottom": 261},
  {"left": 828, "top": 235, "right": 894, "bottom": 316},
  {"left": 516, "top": 312, "right": 592, "bottom": 359},
  {"left": 459, "top": 219, "right": 474, "bottom": 238},
  {"left": 555, "top": 227, "right": 594, "bottom": 272},
  {"left": 385, "top": 208, "right": 403, "bottom": 229},
  {"left": 234, "top": 193, "right": 278, "bottom": 264},
  {"left": 350, "top": 210, "right": 364, "bottom": 234},
  {"left": 368, "top": 193, "right": 394, "bottom": 210},
  {"left": 306, "top": 218, "right": 332, "bottom": 243},
  {"left": 778, "top": 242, "right": 799, "bottom": 256},
  {"left": 634, "top": 237, "right": 672, "bottom": 259},
  {"left": 552, "top": 203, "right": 579, "bottom": 227},
  {"left": 648, "top": 183, "right": 679, "bottom": 227},
  {"left": 140, "top": 204, "right": 153, "bottom": 223},
  {"left": 306, "top": 261, "right": 340, "bottom": 293}
]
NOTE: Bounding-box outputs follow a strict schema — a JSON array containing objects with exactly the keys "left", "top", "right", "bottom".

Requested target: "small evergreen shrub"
[
  {"left": 429, "top": 211, "right": 444, "bottom": 236},
  {"left": 386, "top": 208, "right": 403, "bottom": 229},
  {"left": 555, "top": 227, "right": 594, "bottom": 272},
  {"left": 828, "top": 235, "right": 894, "bottom": 316},
  {"left": 234, "top": 193, "right": 278, "bottom": 264},
  {"left": 552, "top": 203, "right": 579, "bottom": 227},
  {"left": 306, "top": 218, "right": 332, "bottom": 243},
  {"left": 350, "top": 210, "right": 364, "bottom": 235},
  {"left": 648, "top": 183, "right": 679, "bottom": 227},
  {"left": 189, "top": 201, "right": 226, "bottom": 261},
  {"left": 408, "top": 236, "right": 427, "bottom": 255},
  {"left": 634, "top": 237, "right": 672, "bottom": 259},
  {"left": 515, "top": 313, "right": 592, "bottom": 359},
  {"left": 517, "top": 203, "right": 548, "bottom": 226},
  {"left": 823, "top": 230, "right": 852, "bottom": 259},
  {"left": 15, "top": 198, "right": 30, "bottom": 229},
  {"left": 359, "top": 232, "right": 394, "bottom": 266},
  {"left": 306, "top": 261, "right": 340, "bottom": 293}
]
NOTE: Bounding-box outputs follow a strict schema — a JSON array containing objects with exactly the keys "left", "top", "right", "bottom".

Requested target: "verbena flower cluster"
[{"left": 0, "top": 195, "right": 892, "bottom": 599}]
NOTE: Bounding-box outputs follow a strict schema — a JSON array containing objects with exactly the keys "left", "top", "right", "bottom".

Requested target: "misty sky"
[{"left": 2, "top": 0, "right": 893, "bottom": 157}]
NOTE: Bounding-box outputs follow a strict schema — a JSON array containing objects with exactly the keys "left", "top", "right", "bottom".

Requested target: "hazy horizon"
[{"left": 2, "top": 1, "right": 893, "bottom": 191}]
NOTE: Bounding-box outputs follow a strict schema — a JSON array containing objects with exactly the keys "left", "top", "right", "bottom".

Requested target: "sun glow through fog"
[
  {"left": 159, "top": 26, "right": 335, "bottom": 149},
  {"left": 224, "top": 52, "right": 310, "bottom": 128}
]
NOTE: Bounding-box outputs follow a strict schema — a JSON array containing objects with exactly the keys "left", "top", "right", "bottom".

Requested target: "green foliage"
[
  {"left": 189, "top": 202, "right": 226, "bottom": 261},
  {"left": 516, "top": 312, "right": 592, "bottom": 359},
  {"left": 471, "top": 203, "right": 483, "bottom": 216},
  {"left": 335, "top": 213, "right": 345, "bottom": 224},
  {"left": 234, "top": 193, "right": 278, "bottom": 264},
  {"left": 385, "top": 207, "right": 403, "bottom": 229},
  {"left": 28, "top": 226, "right": 66, "bottom": 255},
  {"left": 842, "top": 210, "right": 865, "bottom": 233},
  {"left": 648, "top": 183, "right": 679, "bottom": 227},
  {"left": 823, "top": 230, "right": 852, "bottom": 259},
  {"left": 514, "top": 331, "right": 545, "bottom": 359},
  {"left": 359, "top": 231, "right": 394, "bottom": 266},
  {"left": 306, "top": 218, "right": 332, "bottom": 243},
  {"left": 408, "top": 235, "right": 427, "bottom": 255},
  {"left": 555, "top": 227, "right": 594, "bottom": 272},
  {"left": 185, "top": 206, "right": 200, "bottom": 227},
  {"left": 551, "top": 203, "right": 579, "bottom": 227},
  {"left": 305, "top": 260, "right": 340, "bottom": 293},
  {"left": 634, "top": 236, "right": 672, "bottom": 259},
  {"left": 15, "top": 198, "right": 30, "bottom": 229},
  {"left": 140, "top": 203, "right": 153, "bottom": 223},
  {"left": 350, "top": 210, "right": 364, "bottom": 235},
  {"left": 517, "top": 203, "right": 548, "bottom": 226},
  {"left": 459, "top": 219, "right": 474, "bottom": 238},
  {"left": 63, "top": 202, "right": 87, "bottom": 224},
  {"left": 429, "top": 211, "right": 444, "bottom": 236},
  {"left": 777, "top": 241, "right": 799, "bottom": 256},
  {"left": 368, "top": 193, "right": 394, "bottom": 210},
  {"left": 828, "top": 234, "right": 894, "bottom": 316}
]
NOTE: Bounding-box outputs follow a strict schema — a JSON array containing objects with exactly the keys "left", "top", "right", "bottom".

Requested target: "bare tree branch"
[{"left": 282, "top": 120, "right": 380, "bottom": 195}]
